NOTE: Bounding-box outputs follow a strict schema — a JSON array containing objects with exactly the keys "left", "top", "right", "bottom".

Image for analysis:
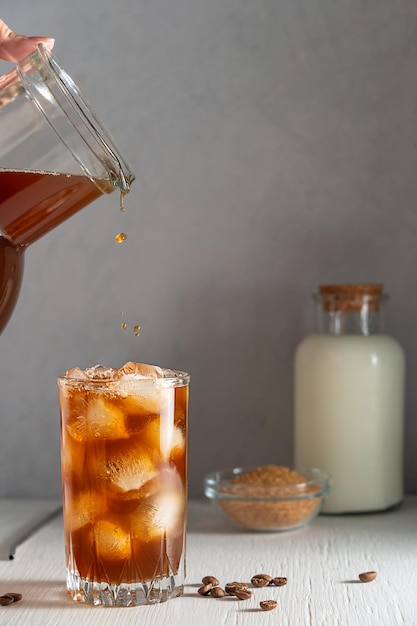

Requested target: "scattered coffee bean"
[
  {"left": 251, "top": 574, "right": 272, "bottom": 587},
  {"left": 3, "top": 593, "right": 22, "bottom": 602},
  {"left": 1, "top": 595, "right": 18, "bottom": 604},
  {"left": 210, "top": 586, "right": 225, "bottom": 598},
  {"left": 225, "top": 582, "right": 248, "bottom": 596},
  {"left": 202, "top": 575, "right": 219, "bottom": 586},
  {"left": 234, "top": 590, "right": 253, "bottom": 601},
  {"left": 260, "top": 599, "right": 278, "bottom": 611},
  {"left": 198, "top": 583, "right": 213, "bottom": 596},
  {"left": 359, "top": 571, "right": 377, "bottom": 583},
  {"left": 272, "top": 577, "right": 287, "bottom": 586},
  {"left": 0, "top": 596, "right": 14, "bottom": 606}
]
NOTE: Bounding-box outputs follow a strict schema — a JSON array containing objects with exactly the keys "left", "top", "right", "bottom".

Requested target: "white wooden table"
[{"left": 0, "top": 497, "right": 416, "bottom": 625}]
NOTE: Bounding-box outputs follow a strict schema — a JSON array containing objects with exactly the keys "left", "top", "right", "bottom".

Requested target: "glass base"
[{"left": 66, "top": 569, "right": 184, "bottom": 606}]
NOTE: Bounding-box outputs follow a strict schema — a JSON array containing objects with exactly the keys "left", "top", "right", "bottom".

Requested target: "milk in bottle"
[{"left": 294, "top": 284, "right": 405, "bottom": 514}]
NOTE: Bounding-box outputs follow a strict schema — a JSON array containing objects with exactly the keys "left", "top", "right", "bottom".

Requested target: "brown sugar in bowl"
[{"left": 204, "top": 465, "right": 330, "bottom": 531}]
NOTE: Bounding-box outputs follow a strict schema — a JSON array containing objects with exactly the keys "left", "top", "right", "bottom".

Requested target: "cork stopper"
[{"left": 318, "top": 284, "right": 383, "bottom": 313}]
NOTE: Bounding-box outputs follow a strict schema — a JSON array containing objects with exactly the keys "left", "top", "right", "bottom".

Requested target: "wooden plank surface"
[
  {"left": 0, "top": 498, "right": 416, "bottom": 625},
  {"left": 0, "top": 499, "right": 61, "bottom": 561}
]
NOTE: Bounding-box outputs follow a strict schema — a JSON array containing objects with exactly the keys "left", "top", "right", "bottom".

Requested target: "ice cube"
[
  {"left": 106, "top": 446, "right": 157, "bottom": 493},
  {"left": 66, "top": 396, "right": 129, "bottom": 442},
  {"left": 120, "top": 382, "right": 172, "bottom": 419},
  {"left": 64, "top": 490, "right": 106, "bottom": 532},
  {"left": 94, "top": 519, "right": 131, "bottom": 561},
  {"left": 118, "top": 361, "right": 164, "bottom": 379},
  {"left": 60, "top": 435, "right": 86, "bottom": 484},
  {"left": 117, "top": 363, "right": 169, "bottom": 417},
  {"left": 152, "top": 491, "right": 184, "bottom": 532},
  {"left": 64, "top": 367, "right": 89, "bottom": 380},
  {"left": 141, "top": 418, "right": 185, "bottom": 461},
  {"left": 132, "top": 467, "right": 185, "bottom": 541},
  {"left": 85, "top": 364, "right": 118, "bottom": 380},
  {"left": 170, "top": 428, "right": 186, "bottom": 458}
]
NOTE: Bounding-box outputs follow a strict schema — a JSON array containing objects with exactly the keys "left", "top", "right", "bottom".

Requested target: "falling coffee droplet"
[
  {"left": 120, "top": 191, "right": 126, "bottom": 212},
  {"left": 116, "top": 190, "right": 130, "bottom": 331},
  {"left": 133, "top": 325, "right": 141, "bottom": 337},
  {"left": 115, "top": 232, "right": 127, "bottom": 243}
]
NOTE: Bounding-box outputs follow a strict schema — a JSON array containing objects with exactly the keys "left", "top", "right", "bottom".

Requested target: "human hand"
[{"left": 0, "top": 19, "right": 54, "bottom": 62}]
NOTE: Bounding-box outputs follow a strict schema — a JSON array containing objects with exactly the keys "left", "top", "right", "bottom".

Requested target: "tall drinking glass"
[{"left": 58, "top": 362, "right": 189, "bottom": 606}]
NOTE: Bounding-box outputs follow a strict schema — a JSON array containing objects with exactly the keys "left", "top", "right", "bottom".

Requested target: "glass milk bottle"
[{"left": 294, "top": 284, "right": 405, "bottom": 514}]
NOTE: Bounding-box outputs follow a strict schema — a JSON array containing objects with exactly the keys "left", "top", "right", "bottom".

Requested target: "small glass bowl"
[{"left": 204, "top": 466, "right": 330, "bottom": 532}]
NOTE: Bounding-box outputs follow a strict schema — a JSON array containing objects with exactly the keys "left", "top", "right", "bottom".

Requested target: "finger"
[
  {"left": 0, "top": 18, "right": 13, "bottom": 40},
  {"left": 28, "top": 35, "right": 55, "bottom": 52},
  {"left": 0, "top": 19, "right": 54, "bottom": 62}
]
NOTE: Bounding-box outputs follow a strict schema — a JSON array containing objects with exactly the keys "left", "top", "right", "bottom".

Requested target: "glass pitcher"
[{"left": 0, "top": 44, "right": 134, "bottom": 333}]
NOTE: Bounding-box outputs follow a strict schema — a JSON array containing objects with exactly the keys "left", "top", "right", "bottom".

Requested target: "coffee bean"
[
  {"left": 260, "top": 599, "right": 278, "bottom": 611},
  {"left": 0, "top": 596, "right": 14, "bottom": 606},
  {"left": 202, "top": 575, "right": 219, "bottom": 586},
  {"left": 210, "top": 587, "right": 225, "bottom": 598},
  {"left": 3, "top": 593, "right": 22, "bottom": 602},
  {"left": 225, "top": 582, "right": 248, "bottom": 596},
  {"left": 359, "top": 571, "right": 377, "bottom": 583},
  {"left": 272, "top": 577, "right": 287, "bottom": 586},
  {"left": 234, "top": 590, "right": 252, "bottom": 600},
  {"left": 251, "top": 574, "right": 272, "bottom": 587},
  {"left": 198, "top": 583, "right": 213, "bottom": 596}
]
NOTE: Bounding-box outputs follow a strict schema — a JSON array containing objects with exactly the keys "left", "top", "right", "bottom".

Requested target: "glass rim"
[
  {"left": 16, "top": 44, "right": 134, "bottom": 193},
  {"left": 204, "top": 466, "right": 330, "bottom": 502},
  {"left": 57, "top": 367, "right": 190, "bottom": 388}
]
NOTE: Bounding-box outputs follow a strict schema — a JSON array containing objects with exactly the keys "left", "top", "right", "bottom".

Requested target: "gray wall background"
[{"left": 1, "top": 0, "right": 416, "bottom": 498}]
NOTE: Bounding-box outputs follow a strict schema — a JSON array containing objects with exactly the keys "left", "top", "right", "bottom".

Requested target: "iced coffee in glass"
[{"left": 58, "top": 362, "right": 189, "bottom": 606}]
